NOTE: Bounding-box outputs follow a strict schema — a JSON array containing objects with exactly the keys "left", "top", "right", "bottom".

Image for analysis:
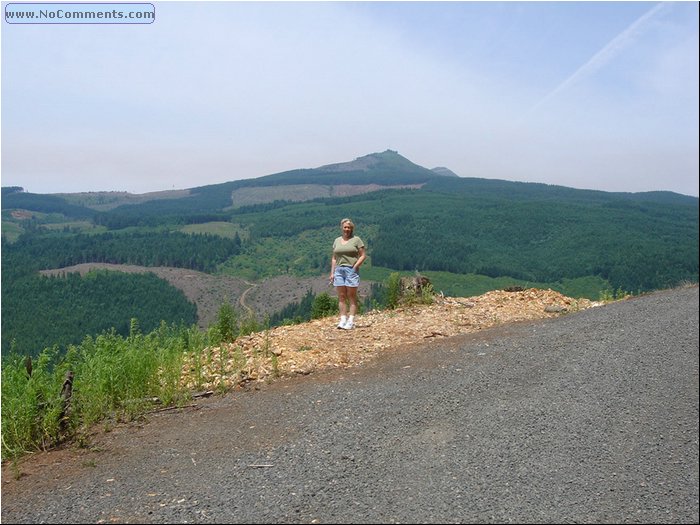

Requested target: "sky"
[{"left": 1, "top": 1, "right": 698, "bottom": 197}]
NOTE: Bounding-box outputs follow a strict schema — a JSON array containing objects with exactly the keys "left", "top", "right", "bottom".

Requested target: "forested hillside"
[
  {"left": 3, "top": 230, "right": 241, "bottom": 273},
  {"left": 0, "top": 231, "right": 238, "bottom": 355},
  {"left": 2, "top": 150, "right": 698, "bottom": 358},
  {"left": 2, "top": 270, "right": 197, "bottom": 355}
]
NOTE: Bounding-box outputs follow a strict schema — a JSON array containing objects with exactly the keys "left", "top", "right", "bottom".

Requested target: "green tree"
[
  {"left": 215, "top": 303, "right": 238, "bottom": 343},
  {"left": 311, "top": 292, "right": 339, "bottom": 319}
]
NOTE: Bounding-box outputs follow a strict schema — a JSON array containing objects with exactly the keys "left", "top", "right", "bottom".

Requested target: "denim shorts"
[{"left": 333, "top": 266, "right": 359, "bottom": 287}]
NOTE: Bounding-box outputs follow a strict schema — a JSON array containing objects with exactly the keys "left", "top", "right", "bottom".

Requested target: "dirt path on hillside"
[{"left": 238, "top": 281, "right": 258, "bottom": 316}]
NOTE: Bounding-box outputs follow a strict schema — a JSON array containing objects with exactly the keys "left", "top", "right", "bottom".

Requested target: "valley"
[
  {"left": 40, "top": 263, "right": 373, "bottom": 329},
  {"left": 2, "top": 149, "right": 697, "bottom": 359}
]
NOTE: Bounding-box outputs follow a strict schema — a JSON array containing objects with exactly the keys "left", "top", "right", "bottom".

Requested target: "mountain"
[
  {"left": 227, "top": 150, "right": 443, "bottom": 207},
  {"left": 4, "top": 149, "right": 697, "bottom": 218},
  {"left": 2, "top": 148, "right": 698, "bottom": 285},
  {"left": 310, "top": 149, "right": 434, "bottom": 175},
  {"left": 0, "top": 150, "right": 445, "bottom": 216},
  {"left": 2, "top": 149, "right": 698, "bottom": 357},
  {"left": 431, "top": 166, "right": 459, "bottom": 177}
]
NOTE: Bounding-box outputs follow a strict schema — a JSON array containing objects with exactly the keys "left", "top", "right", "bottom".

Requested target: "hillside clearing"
[{"left": 40, "top": 263, "right": 372, "bottom": 329}]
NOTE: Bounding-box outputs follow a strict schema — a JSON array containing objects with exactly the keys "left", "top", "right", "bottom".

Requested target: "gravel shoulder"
[{"left": 2, "top": 286, "right": 698, "bottom": 524}]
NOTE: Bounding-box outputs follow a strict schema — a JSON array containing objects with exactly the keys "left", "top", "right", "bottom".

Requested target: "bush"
[
  {"left": 386, "top": 273, "right": 402, "bottom": 309},
  {"left": 384, "top": 272, "right": 435, "bottom": 309},
  {"left": 1, "top": 322, "right": 203, "bottom": 461},
  {"left": 214, "top": 303, "right": 238, "bottom": 344},
  {"left": 311, "top": 292, "right": 339, "bottom": 319}
]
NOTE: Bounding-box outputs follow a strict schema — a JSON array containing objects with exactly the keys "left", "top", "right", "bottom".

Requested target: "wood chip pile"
[{"left": 181, "top": 288, "right": 600, "bottom": 391}]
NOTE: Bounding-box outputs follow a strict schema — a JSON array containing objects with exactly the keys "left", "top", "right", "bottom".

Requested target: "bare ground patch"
[{"left": 182, "top": 288, "right": 600, "bottom": 389}]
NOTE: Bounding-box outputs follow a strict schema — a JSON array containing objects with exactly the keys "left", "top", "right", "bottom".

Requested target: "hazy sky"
[{"left": 2, "top": 1, "right": 698, "bottom": 196}]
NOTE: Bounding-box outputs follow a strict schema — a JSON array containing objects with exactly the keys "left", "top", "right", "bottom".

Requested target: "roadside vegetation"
[
  {"left": 1, "top": 305, "right": 255, "bottom": 462},
  {"left": 0, "top": 271, "right": 432, "bottom": 462},
  {"left": 2, "top": 154, "right": 697, "bottom": 462}
]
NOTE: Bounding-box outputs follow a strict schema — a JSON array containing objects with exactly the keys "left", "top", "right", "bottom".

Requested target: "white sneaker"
[
  {"left": 342, "top": 320, "right": 354, "bottom": 330},
  {"left": 337, "top": 318, "right": 347, "bottom": 329}
]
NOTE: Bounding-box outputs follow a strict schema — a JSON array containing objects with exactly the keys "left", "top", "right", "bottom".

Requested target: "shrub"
[
  {"left": 214, "top": 303, "right": 238, "bottom": 343},
  {"left": 311, "top": 292, "right": 339, "bottom": 319},
  {"left": 385, "top": 273, "right": 402, "bottom": 309}
]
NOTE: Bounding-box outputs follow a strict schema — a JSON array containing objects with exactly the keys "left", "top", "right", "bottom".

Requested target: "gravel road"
[{"left": 2, "top": 286, "right": 698, "bottom": 524}]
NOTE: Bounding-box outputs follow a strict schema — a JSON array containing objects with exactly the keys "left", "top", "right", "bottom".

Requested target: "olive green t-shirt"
[{"left": 333, "top": 236, "right": 365, "bottom": 267}]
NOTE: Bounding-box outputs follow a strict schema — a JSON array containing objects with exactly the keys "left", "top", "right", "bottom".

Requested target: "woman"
[{"left": 329, "top": 218, "right": 366, "bottom": 330}]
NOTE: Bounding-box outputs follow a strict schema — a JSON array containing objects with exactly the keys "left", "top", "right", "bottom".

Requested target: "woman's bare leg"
[
  {"left": 336, "top": 286, "right": 348, "bottom": 317},
  {"left": 346, "top": 286, "right": 358, "bottom": 316}
]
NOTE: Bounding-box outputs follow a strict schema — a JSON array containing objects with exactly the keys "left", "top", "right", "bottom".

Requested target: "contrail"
[{"left": 526, "top": 2, "right": 668, "bottom": 116}]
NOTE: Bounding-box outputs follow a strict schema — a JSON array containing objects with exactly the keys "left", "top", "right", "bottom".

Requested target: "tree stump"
[{"left": 59, "top": 371, "right": 74, "bottom": 434}]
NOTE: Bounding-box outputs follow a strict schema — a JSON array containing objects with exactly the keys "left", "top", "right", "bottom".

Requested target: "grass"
[
  {"left": 1, "top": 303, "right": 277, "bottom": 461},
  {"left": 361, "top": 266, "right": 612, "bottom": 301},
  {"left": 57, "top": 189, "right": 190, "bottom": 211},
  {"left": 1, "top": 322, "right": 213, "bottom": 461},
  {"left": 41, "top": 221, "right": 107, "bottom": 233},
  {"left": 180, "top": 221, "right": 247, "bottom": 239},
  {"left": 1, "top": 221, "right": 24, "bottom": 242}
]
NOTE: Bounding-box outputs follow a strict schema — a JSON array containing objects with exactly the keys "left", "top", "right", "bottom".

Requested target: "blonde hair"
[{"left": 340, "top": 218, "right": 355, "bottom": 232}]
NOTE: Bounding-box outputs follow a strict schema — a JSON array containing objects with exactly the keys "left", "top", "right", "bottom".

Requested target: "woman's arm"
[{"left": 353, "top": 247, "right": 366, "bottom": 271}]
